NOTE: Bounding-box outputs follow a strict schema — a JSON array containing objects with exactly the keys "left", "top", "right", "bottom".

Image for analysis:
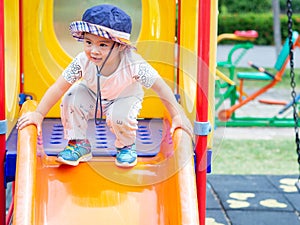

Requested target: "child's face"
[{"left": 83, "top": 33, "right": 123, "bottom": 68}]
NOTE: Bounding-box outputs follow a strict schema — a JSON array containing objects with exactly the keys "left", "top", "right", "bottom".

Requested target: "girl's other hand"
[
  {"left": 17, "top": 111, "right": 44, "bottom": 136},
  {"left": 170, "top": 113, "right": 194, "bottom": 138}
]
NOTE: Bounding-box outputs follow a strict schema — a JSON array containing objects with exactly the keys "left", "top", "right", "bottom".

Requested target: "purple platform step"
[{"left": 41, "top": 118, "right": 164, "bottom": 157}]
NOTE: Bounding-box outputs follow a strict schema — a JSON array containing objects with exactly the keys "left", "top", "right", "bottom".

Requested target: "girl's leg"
[
  {"left": 106, "top": 96, "right": 142, "bottom": 167},
  {"left": 57, "top": 83, "right": 95, "bottom": 166},
  {"left": 106, "top": 96, "right": 142, "bottom": 148},
  {"left": 60, "top": 83, "right": 96, "bottom": 140}
]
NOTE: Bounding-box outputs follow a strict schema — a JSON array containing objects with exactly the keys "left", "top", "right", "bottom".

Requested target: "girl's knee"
[
  {"left": 61, "top": 85, "right": 89, "bottom": 109},
  {"left": 107, "top": 111, "right": 128, "bottom": 127},
  {"left": 107, "top": 111, "right": 137, "bottom": 130}
]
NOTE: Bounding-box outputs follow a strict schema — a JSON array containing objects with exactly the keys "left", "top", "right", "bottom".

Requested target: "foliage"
[
  {"left": 218, "top": 13, "right": 300, "bottom": 45},
  {"left": 280, "top": 0, "right": 300, "bottom": 13},
  {"left": 218, "top": 0, "right": 300, "bottom": 14},
  {"left": 218, "top": 0, "right": 272, "bottom": 14}
]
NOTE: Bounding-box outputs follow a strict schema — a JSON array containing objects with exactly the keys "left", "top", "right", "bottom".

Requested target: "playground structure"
[
  {"left": 0, "top": 0, "right": 217, "bottom": 225},
  {"left": 215, "top": 30, "right": 258, "bottom": 110},
  {"left": 215, "top": 30, "right": 300, "bottom": 127}
]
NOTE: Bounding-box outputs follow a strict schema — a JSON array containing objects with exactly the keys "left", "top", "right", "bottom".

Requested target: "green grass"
[
  {"left": 211, "top": 138, "right": 299, "bottom": 175},
  {"left": 214, "top": 66, "right": 300, "bottom": 175}
]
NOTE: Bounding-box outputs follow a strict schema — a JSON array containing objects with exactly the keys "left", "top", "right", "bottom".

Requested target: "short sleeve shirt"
[{"left": 62, "top": 50, "right": 159, "bottom": 100}]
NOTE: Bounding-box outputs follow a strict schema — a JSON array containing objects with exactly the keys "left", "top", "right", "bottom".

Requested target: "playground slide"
[
  {"left": 11, "top": 0, "right": 200, "bottom": 224},
  {"left": 13, "top": 101, "right": 199, "bottom": 225}
]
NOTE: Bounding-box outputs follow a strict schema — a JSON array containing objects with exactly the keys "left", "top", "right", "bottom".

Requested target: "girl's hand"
[
  {"left": 170, "top": 113, "right": 194, "bottom": 138},
  {"left": 17, "top": 111, "right": 44, "bottom": 136}
]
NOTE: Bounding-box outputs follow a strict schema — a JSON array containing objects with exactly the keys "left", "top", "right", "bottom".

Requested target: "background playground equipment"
[
  {"left": 215, "top": 30, "right": 258, "bottom": 111},
  {"left": 0, "top": 0, "right": 217, "bottom": 225},
  {"left": 216, "top": 30, "right": 300, "bottom": 127}
]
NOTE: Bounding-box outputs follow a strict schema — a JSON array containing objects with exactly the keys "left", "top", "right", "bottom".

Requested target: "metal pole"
[
  {"left": 273, "top": 0, "right": 282, "bottom": 56},
  {"left": 196, "top": 0, "right": 210, "bottom": 224},
  {"left": 176, "top": 0, "right": 181, "bottom": 95},
  {"left": 19, "top": 0, "right": 24, "bottom": 94}
]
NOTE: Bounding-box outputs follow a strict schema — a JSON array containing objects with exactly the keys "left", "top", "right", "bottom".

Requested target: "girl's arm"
[
  {"left": 151, "top": 76, "right": 193, "bottom": 137},
  {"left": 17, "top": 76, "right": 72, "bottom": 135}
]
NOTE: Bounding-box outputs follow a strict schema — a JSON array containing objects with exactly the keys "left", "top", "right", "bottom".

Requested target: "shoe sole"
[
  {"left": 56, "top": 153, "right": 93, "bottom": 166},
  {"left": 115, "top": 158, "right": 137, "bottom": 168}
]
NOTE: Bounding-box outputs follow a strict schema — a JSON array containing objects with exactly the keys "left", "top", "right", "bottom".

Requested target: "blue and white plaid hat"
[{"left": 70, "top": 4, "right": 133, "bottom": 47}]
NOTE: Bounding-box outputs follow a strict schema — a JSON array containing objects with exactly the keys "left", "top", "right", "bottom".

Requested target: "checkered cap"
[{"left": 70, "top": 4, "right": 133, "bottom": 47}]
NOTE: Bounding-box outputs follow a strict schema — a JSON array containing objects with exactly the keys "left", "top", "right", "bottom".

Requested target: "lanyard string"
[{"left": 95, "top": 42, "right": 116, "bottom": 125}]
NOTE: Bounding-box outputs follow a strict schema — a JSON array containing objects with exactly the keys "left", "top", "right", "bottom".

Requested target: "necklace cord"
[{"left": 95, "top": 42, "right": 116, "bottom": 125}]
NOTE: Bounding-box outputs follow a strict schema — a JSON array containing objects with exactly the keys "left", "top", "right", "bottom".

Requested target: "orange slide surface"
[{"left": 13, "top": 101, "right": 199, "bottom": 225}]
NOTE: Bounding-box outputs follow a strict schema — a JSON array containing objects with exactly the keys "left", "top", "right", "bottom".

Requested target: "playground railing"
[{"left": 216, "top": 31, "right": 300, "bottom": 127}]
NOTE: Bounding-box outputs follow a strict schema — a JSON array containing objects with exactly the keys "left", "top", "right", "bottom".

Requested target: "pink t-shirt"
[{"left": 62, "top": 50, "right": 159, "bottom": 100}]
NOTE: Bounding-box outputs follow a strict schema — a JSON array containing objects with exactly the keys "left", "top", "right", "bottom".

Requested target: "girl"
[{"left": 17, "top": 4, "right": 193, "bottom": 167}]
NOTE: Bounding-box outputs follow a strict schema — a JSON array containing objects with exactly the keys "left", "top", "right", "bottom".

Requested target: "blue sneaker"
[
  {"left": 56, "top": 139, "right": 92, "bottom": 166},
  {"left": 115, "top": 144, "right": 137, "bottom": 167}
]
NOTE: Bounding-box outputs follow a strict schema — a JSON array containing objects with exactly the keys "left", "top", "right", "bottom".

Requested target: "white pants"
[{"left": 60, "top": 83, "right": 143, "bottom": 148}]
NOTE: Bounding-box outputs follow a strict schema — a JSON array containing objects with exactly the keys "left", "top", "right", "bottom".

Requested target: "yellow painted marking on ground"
[
  {"left": 279, "top": 178, "right": 298, "bottom": 193},
  {"left": 229, "top": 192, "right": 255, "bottom": 200},
  {"left": 259, "top": 199, "right": 287, "bottom": 208},
  {"left": 205, "top": 218, "right": 225, "bottom": 225},
  {"left": 227, "top": 199, "right": 250, "bottom": 209}
]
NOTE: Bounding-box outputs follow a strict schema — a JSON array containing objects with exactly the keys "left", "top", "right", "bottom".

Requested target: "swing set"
[
  {"left": 215, "top": 0, "right": 300, "bottom": 191},
  {"left": 286, "top": 0, "right": 300, "bottom": 191}
]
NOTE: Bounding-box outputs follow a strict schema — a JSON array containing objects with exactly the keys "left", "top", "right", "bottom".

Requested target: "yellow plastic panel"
[
  {"left": 178, "top": 0, "right": 198, "bottom": 121},
  {"left": 137, "top": 0, "right": 176, "bottom": 118},
  {"left": 4, "top": 0, "right": 20, "bottom": 135},
  {"left": 22, "top": 0, "right": 68, "bottom": 117},
  {"left": 207, "top": 0, "right": 218, "bottom": 147}
]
